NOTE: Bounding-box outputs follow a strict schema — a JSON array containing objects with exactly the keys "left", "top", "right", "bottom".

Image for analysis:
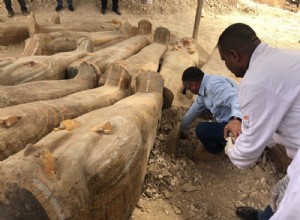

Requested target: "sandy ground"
[{"left": 0, "top": 0, "right": 299, "bottom": 219}]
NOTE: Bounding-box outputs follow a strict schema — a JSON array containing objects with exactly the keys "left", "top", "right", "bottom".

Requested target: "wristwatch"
[{"left": 229, "top": 116, "right": 242, "bottom": 122}]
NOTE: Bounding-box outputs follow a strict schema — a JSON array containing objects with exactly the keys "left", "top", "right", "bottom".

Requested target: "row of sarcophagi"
[{"left": 0, "top": 15, "right": 199, "bottom": 219}]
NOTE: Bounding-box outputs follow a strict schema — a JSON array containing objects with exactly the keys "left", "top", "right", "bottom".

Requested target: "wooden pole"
[{"left": 193, "top": 0, "right": 204, "bottom": 41}]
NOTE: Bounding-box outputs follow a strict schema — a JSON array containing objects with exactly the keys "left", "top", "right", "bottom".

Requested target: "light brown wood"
[
  {"left": 201, "top": 46, "right": 241, "bottom": 84},
  {"left": 27, "top": 13, "right": 121, "bottom": 37},
  {"left": 0, "top": 62, "right": 98, "bottom": 108},
  {"left": 0, "top": 21, "right": 29, "bottom": 46},
  {"left": 23, "top": 22, "right": 135, "bottom": 56},
  {"left": 192, "top": 0, "right": 204, "bottom": 41},
  {"left": 0, "top": 63, "right": 131, "bottom": 161},
  {"left": 0, "top": 38, "right": 93, "bottom": 85},
  {"left": 0, "top": 71, "right": 163, "bottom": 220},
  {"left": 109, "top": 26, "right": 170, "bottom": 91},
  {"left": 160, "top": 37, "right": 199, "bottom": 109},
  {"left": 0, "top": 13, "right": 120, "bottom": 46},
  {"left": 67, "top": 19, "right": 153, "bottom": 79}
]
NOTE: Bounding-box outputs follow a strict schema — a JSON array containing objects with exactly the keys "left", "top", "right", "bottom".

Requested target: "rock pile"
[{"left": 134, "top": 108, "right": 282, "bottom": 218}]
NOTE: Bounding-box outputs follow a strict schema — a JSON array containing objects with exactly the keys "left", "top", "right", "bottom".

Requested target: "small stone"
[
  {"left": 240, "top": 193, "right": 248, "bottom": 200},
  {"left": 162, "top": 189, "right": 171, "bottom": 199},
  {"left": 172, "top": 204, "right": 182, "bottom": 214},
  {"left": 158, "top": 133, "right": 164, "bottom": 141},
  {"left": 171, "top": 178, "right": 176, "bottom": 186},
  {"left": 190, "top": 204, "right": 196, "bottom": 210},
  {"left": 235, "top": 201, "right": 246, "bottom": 207},
  {"left": 161, "top": 169, "right": 172, "bottom": 177},
  {"left": 182, "top": 182, "right": 201, "bottom": 192},
  {"left": 145, "top": 188, "right": 153, "bottom": 198},
  {"left": 260, "top": 177, "right": 267, "bottom": 186}
]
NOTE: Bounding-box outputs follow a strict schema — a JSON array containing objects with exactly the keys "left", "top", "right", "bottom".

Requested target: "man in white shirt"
[
  {"left": 217, "top": 23, "right": 300, "bottom": 219},
  {"left": 180, "top": 67, "right": 242, "bottom": 161},
  {"left": 270, "top": 148, "right": 300, "bottom": 219}
]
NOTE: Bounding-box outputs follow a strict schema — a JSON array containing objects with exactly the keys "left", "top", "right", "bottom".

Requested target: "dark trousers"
[
  {"left": 258, "top": 205, "right": 273, "bottom": 220},
  {"left": 3, "top": 0, "right": 27, "bottom": 12},
  {"left": 57, "top": 0, "right": 73, "bottom": 6},
  {"left": 101, "top": 0, "right": 119, "bottom": 11},
  {"left": 195, "top": 122, "right": 227, "bottom": 154}
]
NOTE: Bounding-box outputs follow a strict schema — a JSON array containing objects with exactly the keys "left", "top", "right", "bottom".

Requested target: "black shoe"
[
  {"left": 7, "top": 10, "right": 14, "bottom": 17},
  {"left": 101, "top": 9, "right": 106, "bottom": 15},
  {"left": 236, "top": 206, "right": 259, "bottom": 220},
  {"left": 55, "top": 5, "right": 63, "bottom": 11},
  {"left": 68, "top": 5, "right": 74, "bottom": 11},
  {"left": 113, "top": 10, "right": 121, "bottom": 15}
]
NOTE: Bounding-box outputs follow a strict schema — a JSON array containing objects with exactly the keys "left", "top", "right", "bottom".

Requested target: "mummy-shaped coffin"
[
  {"left": 0, "top": 62, "right": 98, "bottom": 108},
  {"left": 23, "top": 22, "right": 135, "bottom": 56},
  {"left": 0, "top": 71, "right": 163, "bottom": 220},
  {"left": 107, "top": 27, "right": 170, "bottom": 91},
  {"left": 67, "top": 19, "right": 152, "bottom": 79},
  {"left": 159, "top": 37, "right": 199, "bottom": 108},
  {"left": 0, "top": 38, "right": 92, "bottom": 86},
  {"left": 0, "top": 64, "right": 131, "bottom": 161},
  {"left": 0, "top": 14, "right": 120, "bottom": 46},
  {"left": 27, "top": 13, "right": 120, "bottom": 37}
]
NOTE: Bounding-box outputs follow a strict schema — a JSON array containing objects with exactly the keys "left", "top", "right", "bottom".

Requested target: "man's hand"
[
  {"left": 224, "top": 119, "right": 242, "bottom": 138},
  {"left": 270, "top": 175, "right": 289, "bottom": 212}
]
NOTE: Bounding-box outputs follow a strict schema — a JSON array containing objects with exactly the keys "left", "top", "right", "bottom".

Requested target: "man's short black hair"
[
  {"left": 182, "top": 67, "right": 204, "bottom": 83},
  {"left": 218, "top": 23, "right": 259, "bottom": 54}
]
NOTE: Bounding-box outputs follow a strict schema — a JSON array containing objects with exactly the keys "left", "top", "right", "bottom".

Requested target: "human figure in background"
[
  {"left": 101, "top": 0, "right": 121, "bottom": 15},
  {"left": 180, "top": 66, "right": 242, "bottom": 161},
  {"left": 218, "top": 23, "right": 300, "bottom": 220},
  {"left": 3, "top": 0, "right": 29, "bottom": 17},
  {"left": 55, "top": 0, "right": 74, "bottom": 12}
]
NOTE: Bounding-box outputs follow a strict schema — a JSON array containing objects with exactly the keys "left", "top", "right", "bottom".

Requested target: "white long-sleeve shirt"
[
  {"left": 271, "top": 149, "right": 300, "bottom": 219},
  {"left": 228, "top": 43, "right": 300, "bottom": 169}
]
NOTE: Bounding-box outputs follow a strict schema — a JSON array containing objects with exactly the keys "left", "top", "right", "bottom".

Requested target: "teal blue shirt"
[{"left": 181, "top": 74, "right": 242, "bottom": 130}]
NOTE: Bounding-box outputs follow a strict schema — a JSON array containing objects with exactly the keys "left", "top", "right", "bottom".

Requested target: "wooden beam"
[{"left": 192, "top": 0, "right": 204, "bottom": 41}]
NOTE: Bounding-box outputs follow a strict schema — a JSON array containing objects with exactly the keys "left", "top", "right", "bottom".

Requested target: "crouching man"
[{"left": 180, "top": 66, "right": 242, "bottom": 161}]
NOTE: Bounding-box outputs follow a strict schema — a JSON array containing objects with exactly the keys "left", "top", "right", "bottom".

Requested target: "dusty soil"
[{"left": 0, "top": 0, "right": 299, "bottom": 219}]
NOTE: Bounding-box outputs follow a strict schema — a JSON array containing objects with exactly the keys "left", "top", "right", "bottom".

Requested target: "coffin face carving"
[
  {"left": 67, "top": 19, "right": 153, "bottom": 80},
  {"left": 0, "top": 71, "right": 163, "bottom": 220},
  {"left": 0, "top": 38, "right": 93, "bottom": 85},
  {"left": 0, "top": 62, "right": 131, "bottom": 161},
  {"left": 0, "top": 62, "right": 99, "bottom": 108},
  {"left": 0, "top": 13, "right": 205, "bottom": 220},
  {"left": 160, "top": 37, "right": 199, "bottom": 109},
  {"left": 107, "top": 27, "right": 170, "bottom": 92}
]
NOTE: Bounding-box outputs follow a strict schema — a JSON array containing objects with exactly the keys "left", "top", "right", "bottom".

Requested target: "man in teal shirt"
[{"left": 181, "top": 67, "right": 242, "bottom": 161}]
